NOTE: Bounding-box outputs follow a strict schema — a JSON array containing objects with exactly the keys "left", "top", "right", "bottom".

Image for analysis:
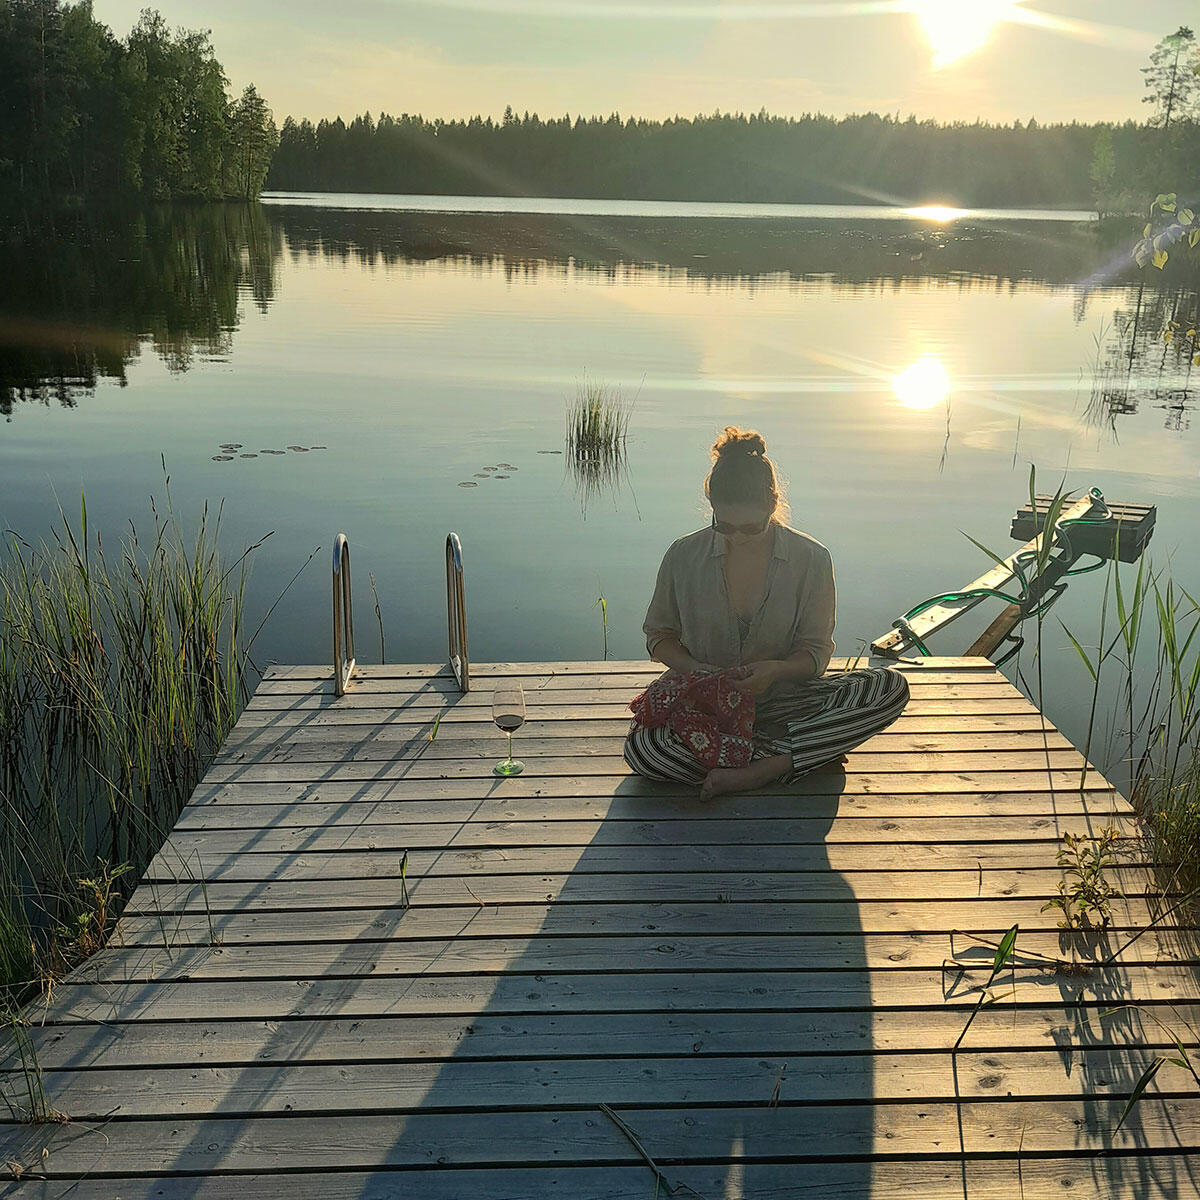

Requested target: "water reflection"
[
  {"left": 270, "top": 204, "right": 1124, "bottom": 290},
  {"left": 905, "top": 205, "right": 969, "bottom": 223},
  {"left": 1084, "top": 285, "right": 1199, "bottom": 433},
  {"left": 0, "top": 204, "right": 282, "bottom": 415},
  {"left": 893, "top": 356, "right": 952, "bottom": 410},
  {"left": 1, "top": 200, "right": 1167, "bottom": 418}
]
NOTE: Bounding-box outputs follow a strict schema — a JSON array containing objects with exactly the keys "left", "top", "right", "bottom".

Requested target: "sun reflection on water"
[
  {"left": 893, "top": 355, "right": 952, "bottom": 409},
  {"left": 905, "top": 204, "right": 970, "bottom": 223}
]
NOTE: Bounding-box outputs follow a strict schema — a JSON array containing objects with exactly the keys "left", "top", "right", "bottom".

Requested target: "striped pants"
[{"left": 623, "top": 666, "right": 910, "bottom": 784}]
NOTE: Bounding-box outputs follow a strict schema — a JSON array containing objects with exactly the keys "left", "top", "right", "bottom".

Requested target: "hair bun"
[{"left": 713, "top": 426, "right": 766, "bottom": 460}]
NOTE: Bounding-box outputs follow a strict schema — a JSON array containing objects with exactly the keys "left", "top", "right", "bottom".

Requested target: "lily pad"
[
  {"left": 458, "top": 481, "right": 478, "bottom": 488},
  {"left": 212, "top": 455, "right": 233, "bottom": 462},
  {"left": 493, "top": 474, "right": 510, "bottom": 479},
  {"left": 240, "top": 453, "right": 258, "bottom": 459},
  {"left": 287, "top": 445, "right": 310, "bottom": 452},
  {"left": 261, "top": 449, "right": 286, "bottom": 455},
  {"left": 220, "top": 443, "right": 243, "bottom": 450},
  {"left": 537, "top": 450, "right": 563, "bottom": 455}
]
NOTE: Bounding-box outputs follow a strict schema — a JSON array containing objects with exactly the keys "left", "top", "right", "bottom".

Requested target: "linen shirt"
[{"left": 642, "top": 523, "right": 836, "bottom": 677}]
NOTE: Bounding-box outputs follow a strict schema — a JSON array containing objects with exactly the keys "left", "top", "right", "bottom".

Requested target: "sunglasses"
[{"left": 711, "top": 513, "right": 771, "bottom": 537}]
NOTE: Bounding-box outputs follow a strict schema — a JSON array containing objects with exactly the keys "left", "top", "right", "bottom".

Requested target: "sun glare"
[
  {"left": 906, "top": 205, "right": 969, "bottom": 223},
  {"left": 893, "top": 356, "right": 951, "bottom": 409},
  {"left": 908, "top": 1, "right": 1019, "bottom": 68}
]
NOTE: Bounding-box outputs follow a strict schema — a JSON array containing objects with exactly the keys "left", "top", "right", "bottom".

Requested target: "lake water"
[{"left": 2, "top": 195, "right": 1198, "bottom": 776}]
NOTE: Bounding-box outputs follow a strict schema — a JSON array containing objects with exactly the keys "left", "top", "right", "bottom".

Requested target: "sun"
[{"left": 908, "top": 1, "right": 1020, "bottom": 68}]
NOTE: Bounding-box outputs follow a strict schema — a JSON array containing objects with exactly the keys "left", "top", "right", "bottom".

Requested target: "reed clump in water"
[
  {"left": 566, "top": 380, "right": 632, "bottom": 459},
  {"left": 565, "top": 380, "right": 636, "bottom": 516},
  {"left": 0, "top": 493, "right": 259, "bottom": 1011}
]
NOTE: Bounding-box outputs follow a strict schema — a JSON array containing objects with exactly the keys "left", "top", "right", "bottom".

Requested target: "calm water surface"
[
  {"left": 3, "top": 196, "right": 1198, "bottom": 769},
  {"left": 261, "top": 191, "right": 1099, "bottom": 223}
]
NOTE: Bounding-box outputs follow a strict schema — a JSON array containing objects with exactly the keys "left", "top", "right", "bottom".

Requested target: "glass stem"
[{"left": 507, "top": 731, "right": 513, "bottom": 763}]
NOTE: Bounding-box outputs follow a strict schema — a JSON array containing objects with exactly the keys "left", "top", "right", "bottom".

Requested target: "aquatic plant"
[
  {"left": 0, "top": 491, "right": 261, "bottom": 1008},
  {"left": 1060, "top": 551, "right": 1200, "bottom": 910},
  {"left": 564, "top": 379, "right": 638, "bottom": 516},
  {"left": 0, "top": 1006, "right": 63, "bottom": 1124},
  {"left": 566, "top": 379, "right": 632, "bottom": 457},
  {"left": 594, "top": 593, "right": 609, "bottom": 660}
]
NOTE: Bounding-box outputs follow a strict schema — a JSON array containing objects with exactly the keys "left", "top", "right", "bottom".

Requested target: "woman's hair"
[{"left": 703, "top": 426, "right": 789, "bottom": 523}]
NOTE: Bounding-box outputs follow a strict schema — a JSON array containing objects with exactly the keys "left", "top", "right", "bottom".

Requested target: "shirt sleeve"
[
  {"left": 643, "top": 542, "right": 683, "bottom": 658},
  {"left": 789, "top": 547, "right": 836, "bottom": 676}
]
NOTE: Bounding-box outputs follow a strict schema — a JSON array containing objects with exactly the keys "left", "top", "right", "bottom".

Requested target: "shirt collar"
[{"left": 708, "top": 524, "right": 788, "bottom": 560}]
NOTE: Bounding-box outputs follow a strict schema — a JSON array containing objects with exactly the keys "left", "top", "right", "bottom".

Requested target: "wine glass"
[{"left": 492, "top": 684, "right": 526, "bottom": 776}]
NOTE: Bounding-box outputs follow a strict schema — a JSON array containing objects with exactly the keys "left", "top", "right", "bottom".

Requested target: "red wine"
[{"left": 495, "top": 713, "right": 524, "bottom": 733}]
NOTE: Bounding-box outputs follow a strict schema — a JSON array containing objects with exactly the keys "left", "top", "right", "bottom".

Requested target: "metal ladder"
[{"left": 331, "top": 531, "right": 470, "bottom": 696}]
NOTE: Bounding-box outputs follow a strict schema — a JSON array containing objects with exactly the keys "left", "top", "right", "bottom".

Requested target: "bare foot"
[
  {"left": 699, "top": 768, "right": 743, "bottom": 801},
  {"left": 699, "top": 753, "right": 792, "bottom": 801}
]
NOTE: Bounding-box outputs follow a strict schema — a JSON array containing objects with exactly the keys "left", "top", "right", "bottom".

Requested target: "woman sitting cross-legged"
[{"left": 624, "top": 425, "right": 910, "bottom": 800}]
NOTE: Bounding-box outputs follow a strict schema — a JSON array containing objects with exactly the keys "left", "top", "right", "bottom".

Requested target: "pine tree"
[
  {"left": 1089, "top": 127, "right": 1116, "bottom": 216},
  {"left": 226, "top": 83, "right": 277, "bottom": 199},
  {"left": 1142, "top": 26, "right": 1198, "bottom": 130}
]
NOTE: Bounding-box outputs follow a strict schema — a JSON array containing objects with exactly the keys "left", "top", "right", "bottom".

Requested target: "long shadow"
[{"left": 340, "top": 760, "right": 874, "bottom": 1195}]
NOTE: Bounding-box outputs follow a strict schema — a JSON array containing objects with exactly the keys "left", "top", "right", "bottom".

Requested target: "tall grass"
[
  {"left": 564, "top": 380, "right": 636, "bottom": 516},
  {"left": 0, "top": 491, "right": 260, "bottom": 1010},
  {"left": 565, "top": 379, "right": 632, "bottom": 457},
  {"left": 1052, "top": 523, "right": 1200, "bottom": 908},
  {"left": 962, "top": 472, "right": 1200, "bottom": 908}
]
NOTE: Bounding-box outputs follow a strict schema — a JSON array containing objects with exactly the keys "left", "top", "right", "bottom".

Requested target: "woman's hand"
[{"left": 736, "top": 660, "right": 783, "bottom": 696}]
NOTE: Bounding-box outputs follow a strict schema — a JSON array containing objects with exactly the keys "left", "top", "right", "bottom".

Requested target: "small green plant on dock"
[
  {"left": 1041, "top": 827, "right": 1123, "bottom": 930},
  {"left": 0, "top": 492, "right": 260, "bottom": 1010},
  {"left": 952, "top": 924, "right": 1019, "bottom": 1051}
]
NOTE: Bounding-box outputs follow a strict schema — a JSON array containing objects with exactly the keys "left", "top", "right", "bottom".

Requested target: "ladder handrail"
[
  {"left": 446, "top": 532, "right": 470, "bottom": 693},
  {"left": 332, "top": 533, "right": 356, "bottom": 697}
]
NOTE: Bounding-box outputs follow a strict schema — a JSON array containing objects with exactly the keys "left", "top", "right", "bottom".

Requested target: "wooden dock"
[{"left": 2, "top": 657, "right": 1198, "bottom": 1198}]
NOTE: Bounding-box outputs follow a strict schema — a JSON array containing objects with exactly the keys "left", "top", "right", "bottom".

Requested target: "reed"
[
  {"left": 966, "top": 471, "right": 1199, "bottom": 909},
  {"left": 0, "top": 491, "right": 259, "bottom": 1010},
  {"left": 565, "top": 379, "right": 632, "bottom": 458},
  {"left": 564, "top": 381, "right": 638, "bottom": 517},
  {"left": 1061, "top": 552, "right": 1200, "bottom": 908}
]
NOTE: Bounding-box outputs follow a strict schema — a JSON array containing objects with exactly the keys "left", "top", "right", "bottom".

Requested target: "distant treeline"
[
  {"left": 267, "top": 109, "right": 1199, "bottom": 210},
  {"left": 0, "top": 1, "right": 277, "bottom": 200}
]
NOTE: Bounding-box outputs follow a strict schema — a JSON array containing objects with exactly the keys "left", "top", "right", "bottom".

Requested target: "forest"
[
  {"left": 0, "top": 0, "right": 277, "bottom": 200},
  {"left": 264, "top": 110, "right": 1196, "bottom": 210}
]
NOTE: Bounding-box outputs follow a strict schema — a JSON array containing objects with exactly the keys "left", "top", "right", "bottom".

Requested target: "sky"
[{"left": 90, "top": 1, "right": 1195, "bottom": 126}]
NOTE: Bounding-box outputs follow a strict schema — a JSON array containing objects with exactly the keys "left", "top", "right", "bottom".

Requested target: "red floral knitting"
[{"left": 629, "top": 668, "right": 755, "bottom": 769}]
